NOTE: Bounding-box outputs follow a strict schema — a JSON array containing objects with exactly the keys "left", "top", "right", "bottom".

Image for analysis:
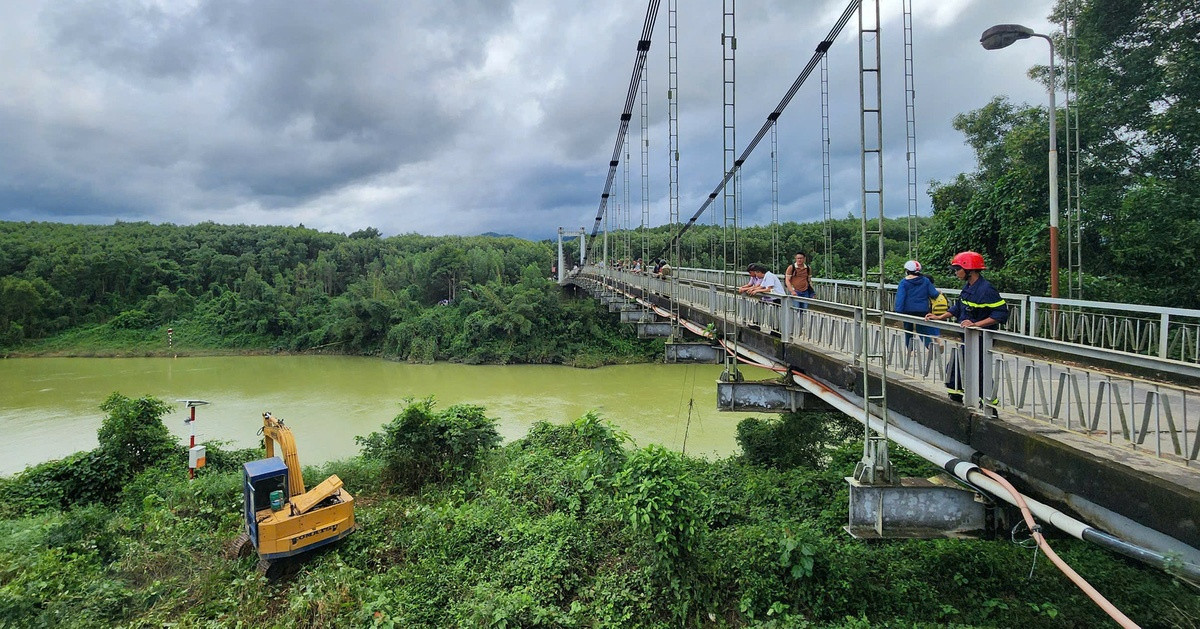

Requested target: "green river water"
[{"left": 0, "top": 356, "right": 744, "bottom": 475}]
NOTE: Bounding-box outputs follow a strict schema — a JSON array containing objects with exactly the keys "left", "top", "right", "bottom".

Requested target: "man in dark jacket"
[{"left": 926, "top": 251, "right": 1008, "bottom": 403}]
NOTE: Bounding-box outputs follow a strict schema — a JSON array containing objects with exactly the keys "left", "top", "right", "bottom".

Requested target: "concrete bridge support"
[
  {"left": 620, "top": 308, "right": 656, "bottom": 324},
  {"left": 845, "top": 476, "right": 987, "bottom": 539},
  {"left": 716, "top": 380, "right": 833, "bottom": 413},
  {"left": 637, "top": 322, "right": 673, "bottom": 338},
  {"left": 665, "top": 342, "right": 722, "bottom": 364}
]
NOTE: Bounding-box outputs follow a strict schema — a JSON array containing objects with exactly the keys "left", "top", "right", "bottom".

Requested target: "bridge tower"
[
  {"left": 771, "top": 120, "right": 780, "bottom": 272},
  {"left": 902, "top": 0, "right": 919, "bottom": 258},
  {"left": 1063, "top": 2, "right": 1084, "bottom": 299},
  {"left": 556, "top": 227, "right": 586, "bottom": 283},
  {"left": 821, "top": 53, "right": 833, "bottom": 279},
  {"left": 719, "top": 0, "right": 742, "bottom": 383},
  {"left": 853, "top": 0, "right": 895, "bottom": 485},
  {"left": 640, "top": 71, "right": 652, "bottom": 313}
]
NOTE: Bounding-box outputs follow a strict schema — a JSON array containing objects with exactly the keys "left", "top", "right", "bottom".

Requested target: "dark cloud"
[{"left": 0, "top": 0, "right": 1059, "bottom": 239}]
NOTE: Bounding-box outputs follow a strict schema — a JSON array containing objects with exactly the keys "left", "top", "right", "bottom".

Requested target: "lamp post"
[{"left": 981, "top": 24, "right": 1059, "bottom": 299}]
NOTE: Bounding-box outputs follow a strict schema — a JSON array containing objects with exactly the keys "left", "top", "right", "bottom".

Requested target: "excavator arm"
[{"left": 262, "top": 412, "right": 306, "bottom": 498}]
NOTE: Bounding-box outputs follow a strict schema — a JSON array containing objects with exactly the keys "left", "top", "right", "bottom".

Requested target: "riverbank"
[
  {"left": 0, "top": 357, "right": 736, "bottom": 475},
  {"left": 1, "top": 398, "right": 1194, "bottom": 627}
]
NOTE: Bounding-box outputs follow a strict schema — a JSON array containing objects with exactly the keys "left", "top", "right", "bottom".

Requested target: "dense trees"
[
  {"left": 0, "top": 221, "right": 659, "bottom": 363},
  {"left": 922, "top": 0, "right": 1199, "bottom": 306}
]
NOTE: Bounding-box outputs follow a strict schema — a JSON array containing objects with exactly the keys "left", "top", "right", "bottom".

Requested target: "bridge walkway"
[{"left": 568, "top": 268, "right": 1200, "bottom": 560}]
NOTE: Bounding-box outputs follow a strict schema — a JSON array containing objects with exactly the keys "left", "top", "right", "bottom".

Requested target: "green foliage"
[
  {"left": 0, "top": 221, "right": 659, "bottom": 365},
  {"left": 96, "top": 394, "right": 177, "bottom": 477},
  {"left": 357, "top": 398, "right": 502, "bottom": 492},
  {"left": 0, "top": 394, "right": 179, "bottom": 515},
  {"left": 107, "top": 309, "right": 154, "bottom": 330},
  {"left": 613, "top": 445, "right": 711, "bottom": 621},
  {"left": 737, "top": 411, "right": 861, "bottom": 470},
  {"left": 923, "top": 0, "right": 1200, "bottom": 306},
  {"left": 1, "top": 402, "right": 1198, "bottom": 628}
]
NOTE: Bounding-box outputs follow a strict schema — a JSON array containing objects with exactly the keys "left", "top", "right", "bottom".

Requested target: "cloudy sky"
[{"left": 0, "top": 0, "right": 1060, "bottom": 240}]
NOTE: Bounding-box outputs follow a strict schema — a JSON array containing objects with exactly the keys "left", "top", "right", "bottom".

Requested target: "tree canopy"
[{"left": 922, "top": 0, "right": 1199, "bottom": 306}]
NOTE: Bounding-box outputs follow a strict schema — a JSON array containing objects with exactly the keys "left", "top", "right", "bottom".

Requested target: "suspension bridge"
[{"left": 553, "top": 0, "right": 1200, "bottom": 592}]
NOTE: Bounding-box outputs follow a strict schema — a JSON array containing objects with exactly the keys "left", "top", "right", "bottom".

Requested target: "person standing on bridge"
[
  {"left": 925, "top": 251, "right": 1008, "bottom": 403},
  {"left": 784, "top": 251, "right": 816, "bottom": 309},
  {"left": 894, "top": 259, "right": 942, "bottom": 349}
]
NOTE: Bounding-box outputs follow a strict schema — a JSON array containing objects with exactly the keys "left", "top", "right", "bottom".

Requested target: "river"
[{"left": 0, "top": 356, "right": 744, "bottom": 475}]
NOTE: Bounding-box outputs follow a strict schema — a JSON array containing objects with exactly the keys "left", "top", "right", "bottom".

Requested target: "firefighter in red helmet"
[{"left": 926, "top": 251, "right": 1009, "bottom": 402}]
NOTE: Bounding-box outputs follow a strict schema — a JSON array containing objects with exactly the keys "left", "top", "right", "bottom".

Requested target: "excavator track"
[{"left": 225, "top": 531, "right": 254, "bottom": 560}]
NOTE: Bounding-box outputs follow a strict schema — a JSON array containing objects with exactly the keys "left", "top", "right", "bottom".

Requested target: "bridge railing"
[
  {"left": 657, "top": 266, "right": 1200, "bottom": 366},
  {"left": 580, "top": 268, "right": 1200, "bottom": 464}
]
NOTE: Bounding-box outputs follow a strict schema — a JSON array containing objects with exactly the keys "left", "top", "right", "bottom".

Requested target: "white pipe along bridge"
[{"left": 564, "top": 265, "right": 1200, "bottom": 583}]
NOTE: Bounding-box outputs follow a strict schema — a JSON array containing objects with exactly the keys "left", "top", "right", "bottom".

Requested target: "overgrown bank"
[
  {"left": 0, "top": 222, "right": 660, "bottom": 365},
  {"left": 1, "top": 395, "right": 1195, "bottom": 628}
]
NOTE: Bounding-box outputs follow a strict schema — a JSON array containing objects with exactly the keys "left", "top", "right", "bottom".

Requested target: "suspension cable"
[
  {"left": 656, "top": 0, "right": 860, "bottom": 261},
  {"left": 587, "top": 0, "right": 663, "bottom": 245}
]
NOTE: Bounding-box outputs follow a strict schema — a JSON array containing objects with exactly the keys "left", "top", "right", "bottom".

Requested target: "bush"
[
  {"left": 0, "top": 393, "right": 180, "bottom": 514},
  {"left": 614, "top": 444, "right": 712, "bottom": 622},
  {"left": 108, "top": 309, "right": 154, "bottom": 330},
  {"left": 356, "top": 398, "right": 501, "bottom": 492},
  {"left": 96, "top": 393, "right": 178, "bottom": 479},
  {"left": 737, "top": 411, "right": 859, "bottom": 470}
]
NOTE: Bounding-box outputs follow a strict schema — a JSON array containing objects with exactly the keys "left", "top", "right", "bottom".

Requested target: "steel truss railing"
[
  {"left": 663, "top": 267, "right": 1200, "bottom": 365},
  {"left": 579, "top": 268, "right": 1200, "bottom": 465}
]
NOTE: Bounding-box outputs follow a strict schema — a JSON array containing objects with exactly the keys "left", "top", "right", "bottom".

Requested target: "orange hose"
[
  {"left": 978, "top": 468, "right": 1140, "bottom": 628},
  {"left": 635, "top": 288, "right": 1146, "bottom": 625}
]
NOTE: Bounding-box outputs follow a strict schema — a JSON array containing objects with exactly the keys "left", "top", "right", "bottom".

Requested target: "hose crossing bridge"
[{"left": 563, "top": 265, "right": 1200, "bottom": 582}]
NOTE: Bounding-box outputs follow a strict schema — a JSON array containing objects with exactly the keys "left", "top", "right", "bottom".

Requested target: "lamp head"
[{"left": 980, "top": 24, "right": 1035, "bottom": 50}]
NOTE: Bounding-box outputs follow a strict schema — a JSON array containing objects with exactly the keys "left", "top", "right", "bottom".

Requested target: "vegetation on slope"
[
  {"left": 0, "top": 396, "right": 1195, "bottom": 628},
  {"left": 0, "top": 222, "right": 660, "bottom": 364}
]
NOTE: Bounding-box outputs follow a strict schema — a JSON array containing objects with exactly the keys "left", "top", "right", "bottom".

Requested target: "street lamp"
[{"left": 981, "top": 24, "right": 1059, "bottom": 299}]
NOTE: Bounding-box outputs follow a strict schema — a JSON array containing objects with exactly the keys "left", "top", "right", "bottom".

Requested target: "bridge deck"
[{"left": 570, "top": 269, "right": 1200, "bottom": 554}]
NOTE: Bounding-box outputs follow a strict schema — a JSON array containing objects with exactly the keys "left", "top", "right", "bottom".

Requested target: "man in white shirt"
[{"left": 746, "top": 264, "right": 785, "bottom": 301}]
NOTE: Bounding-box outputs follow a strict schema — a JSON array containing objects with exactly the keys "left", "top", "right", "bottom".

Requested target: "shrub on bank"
[
  {"left": 1, "top": 398, "right": 1199, "bottom": 627},
  {"left": 356, "top": 398, "right": 502, "bottom": 492}
]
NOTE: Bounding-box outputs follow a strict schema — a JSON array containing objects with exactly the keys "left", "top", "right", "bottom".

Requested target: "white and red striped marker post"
[{"left": 178, "top": 400, "right": 210, "bottom": 479}]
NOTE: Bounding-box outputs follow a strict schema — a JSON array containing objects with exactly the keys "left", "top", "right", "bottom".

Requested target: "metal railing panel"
[{"left": 581, "top": 267, "right": 1200, "bottom": 465}]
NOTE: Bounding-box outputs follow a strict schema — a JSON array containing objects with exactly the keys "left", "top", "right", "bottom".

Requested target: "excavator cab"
[
  {"left": 231, "top": 413, "right": 355, "bottom": 572},
  {"left": 242, "top": 458, "right": 289, "bottom": 551}
]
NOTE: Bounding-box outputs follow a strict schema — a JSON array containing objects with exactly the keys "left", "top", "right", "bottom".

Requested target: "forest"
[{"left": 0, "top": 221, "right": 668, "bottom": 365}]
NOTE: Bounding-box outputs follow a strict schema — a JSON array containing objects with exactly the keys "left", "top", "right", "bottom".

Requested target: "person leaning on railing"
[
  {"left": 894, "top": 259, "right": 942, "bottom": 349},
  {"left": 737, "top": 264, "right": 762, "bottom": 294},
  {"left": 746, "top": 263, "right": 785, "bottom": 304},
  {"left": 925, "top": 251, "right": 1009, "bottom": 403}
]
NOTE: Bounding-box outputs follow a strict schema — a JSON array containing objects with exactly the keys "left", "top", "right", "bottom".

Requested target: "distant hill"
[{"left": 479, "top": 231, "right": 519, "bottom": 239}]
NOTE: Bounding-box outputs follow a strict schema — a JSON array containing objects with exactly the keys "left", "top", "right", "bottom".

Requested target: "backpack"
[{"left": 930, "top": 292, "right": 948, "bottom": 316}]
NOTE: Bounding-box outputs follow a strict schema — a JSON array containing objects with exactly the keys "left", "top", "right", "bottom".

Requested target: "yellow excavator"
[{"left": 230, "top": 412, "right": 355, "bottom": 573}]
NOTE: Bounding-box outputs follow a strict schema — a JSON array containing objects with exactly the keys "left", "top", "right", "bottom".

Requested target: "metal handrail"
[
  {"left": 576, "top": 267, "right": 1200, "bottom": 465},
  {"left": 656, "top": 266, "right": 1200, "bottom": 365}
]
